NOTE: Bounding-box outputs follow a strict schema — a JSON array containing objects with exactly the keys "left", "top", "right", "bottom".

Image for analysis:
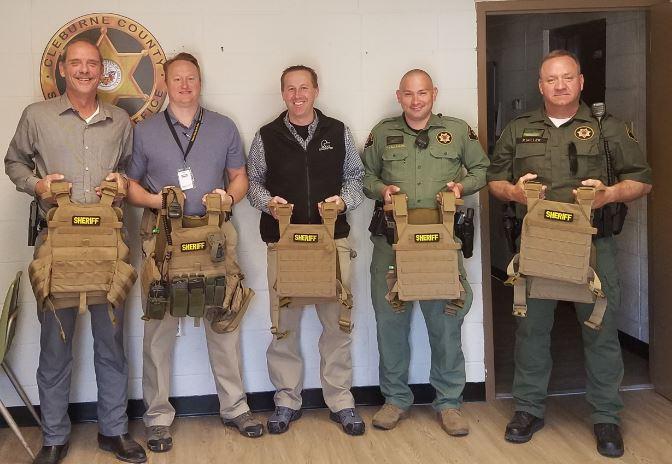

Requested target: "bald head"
[
  {"left": 396, "top": 69, "right": 437, "bottom": 130},
  {"left": 399, "top": 68, "right": 434, "bottom": 90}
]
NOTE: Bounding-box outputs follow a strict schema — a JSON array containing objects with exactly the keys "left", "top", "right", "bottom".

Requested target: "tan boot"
[
  {"left": 372, "top": 404, "right": 408, "bottom": 430},
  {"left": 438, "top": 408, "right": 469, "bottom": 436}
]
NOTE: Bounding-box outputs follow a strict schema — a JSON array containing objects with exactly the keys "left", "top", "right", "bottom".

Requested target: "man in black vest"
[{"left": 247, "top": 65, "right": 365, "bottom": 436}]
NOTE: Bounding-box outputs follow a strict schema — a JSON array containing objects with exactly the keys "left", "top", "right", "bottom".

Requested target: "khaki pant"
[
  {"left": 142, "top": 315, "right": 249, "bottom": 425},
  {"left": 266, "top": 238, "right": 355, "bottom": 412}
]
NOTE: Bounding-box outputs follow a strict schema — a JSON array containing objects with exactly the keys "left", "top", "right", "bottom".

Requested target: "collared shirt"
[
  {"left": 5, "top": 93, "right": 132, "bottom": 207},
  {"left": 247, "top": 110, "right": 364, "bottom": 215},
  {"left": 127, "top": 106, "right": 245, "bottom": 216},
  {"left": 362, "top": 113, "right": 489, "bottom": 208},
  {"left": 487, "top": 102, "right": 652, "bottom": 203}
]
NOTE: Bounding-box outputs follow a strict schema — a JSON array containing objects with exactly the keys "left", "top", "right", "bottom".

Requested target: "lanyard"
[{"left": 164, "top": 108, "right": 204, "bottom": 162}]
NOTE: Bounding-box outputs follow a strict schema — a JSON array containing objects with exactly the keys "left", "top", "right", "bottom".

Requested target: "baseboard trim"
[{"left": 0, "top": 382, "right": 485, "bottom": 428}]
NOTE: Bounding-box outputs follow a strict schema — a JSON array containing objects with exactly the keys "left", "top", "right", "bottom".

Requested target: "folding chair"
[{"left": 0, "top": 271, "right": 41, "bottom": 460}]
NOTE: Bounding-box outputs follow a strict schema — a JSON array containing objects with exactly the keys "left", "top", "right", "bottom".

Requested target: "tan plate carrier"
[
  {"left": 384, "top": 192, "right": 465, "bottom": 315},
  {"left": 142, "top": 187, "right": 254, "bottom": 333},
  {"left": 28, "top": 180, "right": 137, "bottom": 339},
  {"left": 272, "top": 202, "right": 352, "bottom": 339},
  {"left": 505, "top": 182, "right": 607, "bottom": 330}
]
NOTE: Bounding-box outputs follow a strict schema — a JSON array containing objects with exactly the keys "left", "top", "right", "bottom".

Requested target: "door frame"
[{"left": 475, "top": 0, "right": 668, "bottom": 401}]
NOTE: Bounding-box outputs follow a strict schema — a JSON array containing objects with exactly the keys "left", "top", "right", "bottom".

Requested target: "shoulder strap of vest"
[
  {"left": 320, "top": 201, "right": 339, "bottom": 238},
  {"left": 523, "top": 181, "right": 543, "bottom": 211},
  {"left": 574, "top": 186, "right": 596, "bottom": 220},
  {"left": 439, "top": 191, "right": 463, "bottom": 234},
  {"left": 204, "top": 194, "right": 226, "bottom": 226},
  {"left": 47, "top": 180, "right": 72, "bottom": 207},
  {"left": 274, "top": 203, "right": 293, "bottom": 237},
  {"left": 99, "top": 181, "right": 118, "bottom": 206},
  {"left": 386, "top": 194, "right": 408, "bottom": 235}
]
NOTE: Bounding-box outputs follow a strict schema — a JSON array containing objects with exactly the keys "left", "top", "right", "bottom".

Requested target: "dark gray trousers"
[{"left": 37, "top": 304, "right": 128, "bottom": 445}]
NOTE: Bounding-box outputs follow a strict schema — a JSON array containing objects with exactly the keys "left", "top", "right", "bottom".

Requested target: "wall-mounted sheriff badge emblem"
[{"left": 40, "top": 13, "right": 167, "bottom": 123}]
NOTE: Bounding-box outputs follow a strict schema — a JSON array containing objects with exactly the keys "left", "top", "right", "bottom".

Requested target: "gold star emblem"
[
  {"left": 437, "top": 131, "right": 452, "bottom": 144},
  {"left": 96, "top": 27, "right": 148, "bottom": 105},
  {"left": 574, "top": 126, "right": 595, "bottom": 140}
]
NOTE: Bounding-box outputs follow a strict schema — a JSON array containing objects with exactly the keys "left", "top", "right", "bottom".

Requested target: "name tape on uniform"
[
  {"left": 181, "top": 241, "right": 207, "bottom": 252},
  {"left": 72, "top": 216, "right": 101, "bottom": 226},
  {"left": 544, "top": 210, "right": 574, "bottom": 222},
  {"left": 293, "top": 233, "right": 319, "bottom": 243},
  {"left": 414, "top": 233, "right": 440, "bottom": 243}
]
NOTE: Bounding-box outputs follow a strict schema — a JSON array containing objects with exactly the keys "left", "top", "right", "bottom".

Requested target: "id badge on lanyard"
[
  {"left": 165, "top": 108, "right": 203, "bottom": 191},
  {"left": 177, "top": 167, "right": 195, "bottom": 190}
]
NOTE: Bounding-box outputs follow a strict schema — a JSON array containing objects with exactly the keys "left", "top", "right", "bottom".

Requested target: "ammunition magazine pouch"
[
  {"left": 384, "top": 192, "right": 465, "bottom": 315},
  {"left": 140, "top": 188, "right": 254, "bottom": 333},
  {"left": 504, "top": 183, "right": 607, "bottom": 330},
  {"left": 271, "top": 201, "right": 353, "bottom": 339},
  {"left": 27, "top": 180, "right": 137, "bottom": 338}
]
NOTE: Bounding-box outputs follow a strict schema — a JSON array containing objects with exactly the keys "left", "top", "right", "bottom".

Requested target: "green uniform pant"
[
  {"left": 370, "top": 235, "right": 473, "bottom": 411},
  {"left": 513, "top": 237, "right": 624, "bottom": 424}
]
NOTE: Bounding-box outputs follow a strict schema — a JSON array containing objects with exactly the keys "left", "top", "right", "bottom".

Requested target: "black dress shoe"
[
  {"left": 505, "top": 411, "right": 545, "bottom": 443},
  {"left": 98, "top": 433, "right": 147, "bottom": 463},
  {"left": 594, "top": 423, "right": 624, "bottom": 458},
  {"left": 33, "top": 443, "right": 69, "bottom": 464}
]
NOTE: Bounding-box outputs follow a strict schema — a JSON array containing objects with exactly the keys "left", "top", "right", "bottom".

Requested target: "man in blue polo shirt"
[{"left": 127, "top": 52, "right": 261, "bottom": 452}]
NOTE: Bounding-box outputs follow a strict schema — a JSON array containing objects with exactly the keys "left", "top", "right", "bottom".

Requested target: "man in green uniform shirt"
[
  {"left": 487, "top": 50, "right": 652, "bottom": 458},
  {"left": 362, "top": 69, "right": 489, "bottom": 435}
]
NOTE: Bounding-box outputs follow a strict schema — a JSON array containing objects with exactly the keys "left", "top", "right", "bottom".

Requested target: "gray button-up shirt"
[{"left": 5, "top": 94, "right": 133, "bottom": 206}]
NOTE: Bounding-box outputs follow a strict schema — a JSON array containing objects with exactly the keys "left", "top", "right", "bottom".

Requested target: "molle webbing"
[
  {"left": 142, "top": 188, "right": 253, "bottom": 333},
  {"left": 28, "top": 180, "right": 137, "bottom": 329},
  {"left": 505, "top": 183, "right": 607, "bottom": 330},
  {"left": 271, "top": 202, "right": 352, "bottom": 338},
  {"left": 384, "top": 192, "right": 465, "bottom": 311}
]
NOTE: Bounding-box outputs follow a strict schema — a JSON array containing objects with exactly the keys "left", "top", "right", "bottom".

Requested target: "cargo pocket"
[
  {"left": 107, "top": 260, "right": 137, "bottom": 309},
  {"left": 428, "top": 146, "right": 462, "bottom": 182},
  {"left": 381, "top": 149, "right": 409, "bottom": 185},
  {"left": 210, "top": 274, "right": 254, "bottom": 333},
  {"left": 514, "top": 143, "right": 546, "bottom": 177},
  {"left": 575, "top": 141, "right": 603, "bottom": 180}
]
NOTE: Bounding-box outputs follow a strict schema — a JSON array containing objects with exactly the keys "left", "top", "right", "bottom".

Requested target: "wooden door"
[{"left": 648, "top": 1, "right": 672, "bottom": 401}]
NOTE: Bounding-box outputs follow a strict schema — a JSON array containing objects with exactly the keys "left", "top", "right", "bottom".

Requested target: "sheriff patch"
[
  {"left": 364, "top": 132, "right": 374, "bottom": 148},
  {"left": 436, "top": 131, "right": 452, "bottom": 144},
  {"left": 72, "top": 216, "right": 101, "bottom": 226},
  {"left": 181, "top": 241, "right": 207, "bottom": 252},
  {"left": 574, "top": 126, "right": 595, "bottom": 140},
  {"left": 544, "top": 210, "right": 574, "bottom": 222},
  {"left": 293, "top": 233, "right": 319, "bottom": 243},
  {"left": 414, "top": 233, "right": 440, "bottom": 243}
]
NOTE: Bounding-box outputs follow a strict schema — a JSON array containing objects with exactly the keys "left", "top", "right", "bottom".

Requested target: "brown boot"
[
  {"left": 372, "top": 404, "right": 408, "bottom": 430},
  {"left": 438, "top": 408, "right": 469, "bottom": 436},
  {"left": 223, "top": 411, "right": 264, "bottom": 438}
]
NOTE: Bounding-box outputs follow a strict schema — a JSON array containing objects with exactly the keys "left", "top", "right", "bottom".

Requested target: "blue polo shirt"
[{"left": 128, "top": 106, "right": 245, "bottom": 216}]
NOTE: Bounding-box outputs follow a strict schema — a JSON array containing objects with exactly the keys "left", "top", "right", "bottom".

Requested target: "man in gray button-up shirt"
[{"left": 4, "top": 38, "right": 146, "bottom": 464}]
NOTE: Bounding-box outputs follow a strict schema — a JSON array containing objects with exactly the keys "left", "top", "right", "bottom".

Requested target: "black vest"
[{"left": 259, "top": 109, "right": 349, "bottom": 243}]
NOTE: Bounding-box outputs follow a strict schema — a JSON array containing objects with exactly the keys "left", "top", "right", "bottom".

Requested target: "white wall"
[{"left": 0, "top": 0, "right": 485, "bottom": 407}]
